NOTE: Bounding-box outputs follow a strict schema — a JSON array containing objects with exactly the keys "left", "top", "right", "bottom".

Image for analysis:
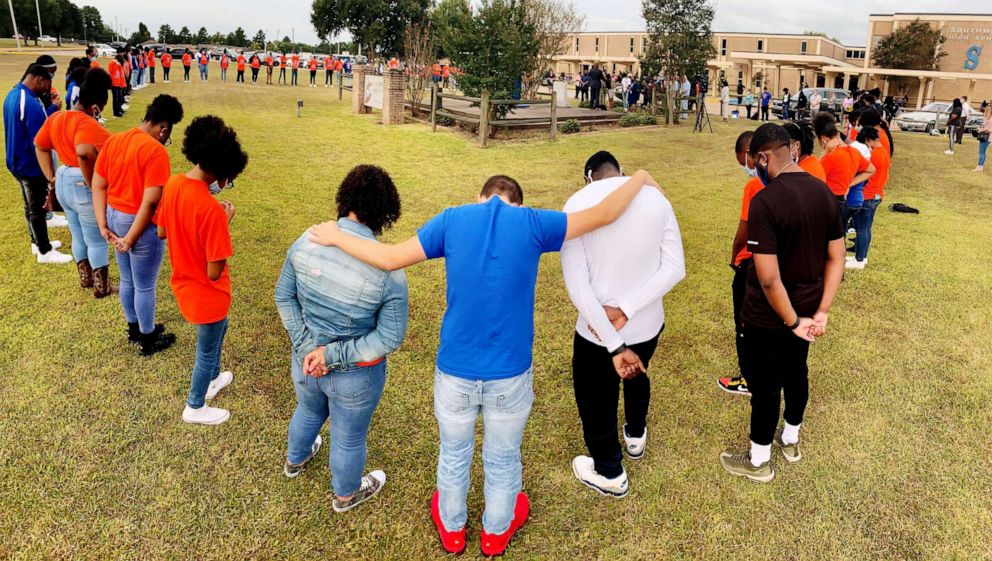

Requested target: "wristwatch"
[{"left": 610, "top": 344, "right": 628, "bottom": 357}]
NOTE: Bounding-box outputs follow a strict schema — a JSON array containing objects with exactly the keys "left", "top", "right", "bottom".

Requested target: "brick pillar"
[
  {"left": 352, "top": 66, "right": 367, "bottom": 114},
  {"left": 382, "top": 69, "right": 406, "bottom": 125}
]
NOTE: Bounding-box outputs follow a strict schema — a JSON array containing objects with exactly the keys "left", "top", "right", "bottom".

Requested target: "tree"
[
  {"left": 177, "top": 25, "right": 192, "bottom": 44},
  {"left": 432, "top": 0, "right": 470, "bottom": 59},
  {"left": 47, "top": 0, "right": 84, "bottom": 45},
  {"left": 158, "top": 24, "right": 175, "bottom": 43},
  {"left": 640, "top": 0, "right": 716, "bottom": 125},
  {"left": 403, "top": 21, "right": 435, "bottom": 116},
  {"left": 129, "top": 21, "right": 152, "bottom": 46},
  {"left": 252, "top": 29, "right": 266, "bottom": 49},
  {"left": 227, "top": 27, "right": 247, "bottom": 47},
  {"left": 209, "top": 32, "right": 225, "bottom": 45},
  {"left": 522, "top": 0, "right": 584, "bottom": 97},
  {"left": 194, "top": 26, "right": 209, "bottom": 44},
  {"left": 311, "top": 0, "right": 432, "bottom": 58},
  {"left": 871, "top": 18, "right": 946, "bottom": 93},
  {"left": 80, "top": 5, "right": 108, "bottom": 42},
  {"left": 442, "top": 0, "right": 539, "bottom": 127}
]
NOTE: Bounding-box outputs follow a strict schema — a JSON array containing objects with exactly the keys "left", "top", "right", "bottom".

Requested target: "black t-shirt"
[{"left": 743, "top": 171, "right": 843, "bottom": 329}]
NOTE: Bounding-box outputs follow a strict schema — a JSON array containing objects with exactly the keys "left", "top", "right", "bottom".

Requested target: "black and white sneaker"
[
  {"left": 284, "top": 435, "right": 323, "bottom": 478},
  {"left": 332, "top": 470, "right": 386, "bottom": 513},
  {"left": 622, "top": 425, "right": 646, "bottom": 460},
  {"left": 571, "top": 455, "right": 628, "bottom": 498}
]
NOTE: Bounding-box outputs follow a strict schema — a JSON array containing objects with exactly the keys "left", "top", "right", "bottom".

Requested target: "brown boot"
[
  {"left": 77, "top": 259, "right": 93, "bottom": 289},
  {"left": 93, "top": 266, "right": 118, "bottom": 299}
]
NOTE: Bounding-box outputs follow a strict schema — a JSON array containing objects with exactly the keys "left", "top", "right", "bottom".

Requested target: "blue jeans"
[
  {"left": 107, "top": 206, "right": 165, "bottom": 334},
  {"left": 287, "top": 356, "right": 386, "bottom": 497},
  {"left": 979, "top": 140, "right": 989, "bottom": 166},
  {"left": 434, "top": 368, "right": 533, "bottom": 535},
  {"left": 187, "top": 318, "right": 229, "bottom": 408},
  {"left": 131, "top": 70, "right": 139, "bottom": 88},
  {"left": 853, "top": 196, "right": 882, "bottom": 262},
  {"left": 199, "top": 64, "right": 208, "bottom": 80},
  {"left": 54, "top": 166, "right": 109, "bottom": 269},
  {"left": 220, "top": 67, "right": 227, "bottom": 81},
  {"left": 782, "top": 103, "right": 790, "bottom": 120}
]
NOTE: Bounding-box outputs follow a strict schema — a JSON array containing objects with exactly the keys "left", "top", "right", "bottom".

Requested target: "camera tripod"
[{"left": 693, "top": 93, "right": 712, "bottom": 133}]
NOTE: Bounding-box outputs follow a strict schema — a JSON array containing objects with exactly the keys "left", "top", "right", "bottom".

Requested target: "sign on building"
[{"left": 364, "top": 75, "right": 384, "bottom": 109}]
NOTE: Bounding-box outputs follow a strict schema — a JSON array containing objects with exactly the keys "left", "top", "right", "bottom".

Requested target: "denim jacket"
[{"left": 274, "top": 218, "right": 409, "bottom": 369}]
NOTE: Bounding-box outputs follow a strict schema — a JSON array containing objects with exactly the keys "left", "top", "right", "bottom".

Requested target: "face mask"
[
  {"left": 756, "top": 164, "right": 771, "bottom": 187},
  {"left": 743, "top": 163, "right": 758, "bottom": 178},
  {"left": 208, "top": 181, "right": 222, "bottom": 195}
]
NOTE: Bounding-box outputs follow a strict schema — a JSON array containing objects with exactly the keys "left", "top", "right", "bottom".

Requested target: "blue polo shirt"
[
  {"left": 417, "top": 197, "right": 568, "bottom": 380},
  {"left": 3, "top": 83, "right": 47, "bottom": 178}
]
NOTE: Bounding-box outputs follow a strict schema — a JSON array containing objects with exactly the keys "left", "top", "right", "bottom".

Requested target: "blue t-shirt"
[
  {"left": 3, "top": 83, "right": 47, "bottom": 178},
  {"left": 760, "top": 91, "right": 771, "bottom": 107},
  {"left": 417, "top": 197, "right": 568, "bottom": 380}
]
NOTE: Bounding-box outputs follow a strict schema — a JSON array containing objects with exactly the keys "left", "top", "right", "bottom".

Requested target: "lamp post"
[
  {"left": 35, "top": 0, "right": 43, "bottom": 39},
  {"left": 8, "top": 0, "right": 21, "bottom": 49}
]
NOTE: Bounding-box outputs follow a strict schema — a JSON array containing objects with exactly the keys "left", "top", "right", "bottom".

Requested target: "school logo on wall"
[{"left": 964, "top": 46, "right": 982, "bottom": 71}]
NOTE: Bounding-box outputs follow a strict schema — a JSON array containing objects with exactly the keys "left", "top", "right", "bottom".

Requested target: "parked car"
[
  {"left": 894, "top": 102, "right": 951, "bottom": 134},
  {"left": 93, "top": 43, "right": 115, "bottom": 57},
  {"left": 39, "top": 35, "right": 57, "bottom": 43},
  {"left": 772, "top": 87, "right": 849, "bottom": 120},
  {"left": 168, "top": 47, "right": 189, "bottom": 58}
]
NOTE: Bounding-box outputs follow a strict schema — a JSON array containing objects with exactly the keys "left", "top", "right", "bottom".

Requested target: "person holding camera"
[{"left": 974, "top": 104, "right": 992, "bottom": 172}]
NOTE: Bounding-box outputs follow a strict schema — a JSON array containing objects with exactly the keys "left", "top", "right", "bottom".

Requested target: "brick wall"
[{"left": 382, "top": 69, "right": 405, "bottom": 125}]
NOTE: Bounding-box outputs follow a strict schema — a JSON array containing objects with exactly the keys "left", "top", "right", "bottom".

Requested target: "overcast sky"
[{"left": 82, "top": 0, "right": 989, "bottom": 47}]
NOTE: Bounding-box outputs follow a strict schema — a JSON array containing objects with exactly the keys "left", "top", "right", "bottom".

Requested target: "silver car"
[{"left": 895, "top": 102, "right": 951, "bottom": 134}]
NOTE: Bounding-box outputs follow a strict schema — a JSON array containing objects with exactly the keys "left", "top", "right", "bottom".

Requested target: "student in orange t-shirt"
[
  {"left": 182, "top": 49, "right": 193, "bottom": 82},
  {"left": 814, "top": 113, "right": 875, "bottom": 230},
  {"left": 220, "top": 50, "right": 230, "bottom": 82},
  {"left": 291, "top": 53, "right": 300, "bottom": 85},
  {"left": 160, "top": 52, "right": 173, "bottom": 82},
  {"left": 197, "top": 49, "right": 210, "bottom": 81},
  {"left": 91, "top": 94, "right": 185, "bottom": 356},
  {"left": 308, "top": 57, "right": 318, "bottom": 87},
  {"left": 278, "top": 53, "right": 288, "bottom": 85},
  {"left": 850, "top": 127, "right": 889, "bottom": 268},
  {"left": 718, "top": 131, "right": 763, "bottom": 396},
  {"left": 265, "top": 53, "right": 274, "bottom": 84},
  {"left": 249, "top": 53, "right": 261, "bottom": 84},
  {"left": 236, "top": 51, "right": 246, "bottom": 83},
  {"left": 334, "top": 58, "right": 343, "bottom": 74},
  {"left": 107, "top": 54, "right": 127, "bottom": 117},
  {"left": 155, "top": 115, "right": 248, "bottom": 426},
  {"left": 146, "top": 49, "right": 156, "bottom": 84},
  {"left": 783, "top": 121, "right": 827, "bottom": 182},
  {"left": 324, "top": 56, "right": 334, "bottom": 87},
  {"left": 34, "top": 68, "right": 116, "bottom": 295}
]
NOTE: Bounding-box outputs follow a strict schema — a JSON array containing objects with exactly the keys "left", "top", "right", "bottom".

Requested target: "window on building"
[
  {"left": 846, "top": 50, "right": 865, "bottom": 59},
  {"left": 720, "top": 38, "right": 727, "bottom": 56},
  {"left": 738, "top": 69, "right": 743, "bottom": 81},
  {"left": 643, "top": 37, "right": 648, "bottom": 51},
  {"left": 595, "top": 37, "right": 599, "bottom": 53},
  {"left": 575, "top": 37, "right": 579, "bottom": 53},
  {"left": 630, "top": 37, "right": 635, "bottom": 53},
  {"left": 801, "top": 41, "right": 807, "bottom": 54},
  {"left": 757, "top": 39, "right": 763, "bottom": 52}
]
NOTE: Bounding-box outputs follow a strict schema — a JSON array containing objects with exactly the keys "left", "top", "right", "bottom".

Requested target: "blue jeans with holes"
[
  {"left": 435, "top": 368, "right": 533, "bottom": 536},
  {"left": 187, "top": 318, "right": 229, "bottom": 408},
  {"left": 55, "top": 166, "right": 109, "bottom": 269},
  {"left": 107, "top": 206, "right": 165, "bottom": 334},
  {"left": 287, "top": 356, "right": 386, "bottom": 497},
  {"left": 853, "top": 196, "right": 882, "bottom": 262}
]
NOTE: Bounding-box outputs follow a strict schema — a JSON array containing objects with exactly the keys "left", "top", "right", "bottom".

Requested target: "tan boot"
[
  {"left": 76, "top": 259, "right": 93, "bottom": 289},
  {"left": 93, "top": 266, "right": 118, "bottom": 299}
]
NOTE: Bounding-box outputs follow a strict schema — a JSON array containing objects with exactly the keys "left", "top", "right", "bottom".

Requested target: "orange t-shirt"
[
  {"left": 291, "top": 54, "right": 300, "bottom": 67},
  {"left": 220, "top": 55, "right": 229, "bottom": 69},
  {"left": 250, "top": 56, "right": 260, "bottom": 69},
  {"left": 864, "top": 145, "right": 890, "bottom": 200},
  {"left": 182, "top": 53, "right": 192, "bottom": 67},
  {"left": 877, "top": 126, "right": 891, "bottom": 155},
  {"left": 279, "top": 55, "right": 287, "bottom": 68},
  {"left": 147, "top": 52, "right": 156, "bottom": 67},
  {"left": 334, "top": 60, "right": 343, "bottom": 72},
  {"left": 155, "top": 174, "right": 233, "bottom": 324},
  {"left": 108, "top": 59, "right": 126, "bottom": 87},
  {"left": 432, "top": 63, "right": 441, "bottom": 77},
  {"left": 820, "top": 144, "right": 869, "bottom": 197},
  {"left": 798, "top": 155, "right": 827, "bottom": 182},
  {"left": 266, "top": 56, "right": 274, "bottom": 67},
  {"left": 325, "top": 58, "right": 334, "bottom": 70},
  {"left": 90, "top": 59, "right": 100, "bottom": 69},
  {"left": 308, "top": 59, "right": 317, "bottom": 71},
  {"left": 161, "top": 53, "right": 172, "bottom": 67},
  {"left": 443, "top": 66, "right": 450, "bottom": 78},
  {"left": 34, "top": 111, "right": 111, "bottom": 169},
  {"left": 236, "top": 55, "right": 246, "bottom": 70},
  {"left": 734, "top": 177, "right": 765, "bottom": 266},
  {"left": 94, "top": 128, "right": 171, "bottom": 215},
  {"left": 199, "top": 53, "right": 210, "bottom": 65}
]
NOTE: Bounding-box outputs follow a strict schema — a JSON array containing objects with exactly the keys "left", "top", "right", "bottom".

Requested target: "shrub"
[
  {"left": 618, "top": 112, "right": 658, "bottom": 127},
  {"left": 559, "top": 119, "right": 581, "bottom": 134},
  {"left": 435, "top": 115, "right": 455, "bottom": 127}
]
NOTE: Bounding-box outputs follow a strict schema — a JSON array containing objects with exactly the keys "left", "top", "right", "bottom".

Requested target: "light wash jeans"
[
  {"left": 979, "top": 139, "right": 989, "bottom": 166},
  {"left": 107, "top": 206, "right": 165, "bottom": 334},
  {"left": 54, "top": 166, "right": 109, "bottom": 269},
  {"left": 434, "top": 368, "right": 534, "bottom": 535},
  {"left": 187, "top": 318, "right": 229, "bottom": 408},
  {"left": 199, "top": 63, "right": 208, "bottom": 81},
  {"left": 287, "top": 356, "right": 386, "bottom": 497}
]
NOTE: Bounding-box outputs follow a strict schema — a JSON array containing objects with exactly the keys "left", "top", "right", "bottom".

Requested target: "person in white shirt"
[
  {"left": 680, "top": 75, "right": 691, "bottom": 120},
  {"left": 809, "top": 90, "right": 822, "bottom": 118},
  {"left": 560, "top": 151, "right": 685, "bottom": 498},
  {"left": 621, "top": 74, "right": 632, "bottom": 111},
  {"left": 720, "top": 79, "right": 730, "bottom": 122}
]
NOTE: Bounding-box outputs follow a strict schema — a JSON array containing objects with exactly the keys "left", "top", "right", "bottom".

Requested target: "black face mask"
[
  {"left": 38, "top": 91, "right": 52, "bottom": 106},
  {"left": 756, "top": 163, "right": 771, "bottom": 187}
]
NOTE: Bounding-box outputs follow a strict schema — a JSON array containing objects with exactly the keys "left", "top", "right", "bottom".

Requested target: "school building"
[{"left": 552, "top": 12, "right": 992, "bottom": 108}]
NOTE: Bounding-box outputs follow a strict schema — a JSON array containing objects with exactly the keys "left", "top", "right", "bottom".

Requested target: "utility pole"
[
  {"left": 34, "top": 0, "right": 43, "bottom": 38},
  {"left": 8, "top": 0, "right": 21, "bottom": 49}
]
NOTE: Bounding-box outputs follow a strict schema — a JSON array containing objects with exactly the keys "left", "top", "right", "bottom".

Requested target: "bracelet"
[
  {"left": 787, "top": 317, "right": 800, "bottom": 330},
  {"left": 610, "top": 344, "right": 628, "bottom": 357}
]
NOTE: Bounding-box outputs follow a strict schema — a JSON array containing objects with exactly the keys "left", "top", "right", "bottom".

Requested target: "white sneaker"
[
  {"left": 206, "top": 371, "right": 233, "bottom": 400},
  {"left": 622, "top": 424, "right": 646, "bottom": 460},
  {"left": 97, "top": 117, "right": 108, "bottom": 124},
  {"left": 944, "top": 149, "right": 954, "bottom": 155},
  {"left": 46, "top": 214, "right": 68, "bottom": 227},
  {"left": 182, "top": 404, "right": 230, "bottom": 425},
  {"left": 36, "top": 248, "right": 73, "bottom": 264},
  {"left": 846, "top": 228, "right": 856, "bottom": 235},
  {"left": 845, "top": 258, "right": 867, "bottom": 270},
  {"left": 121, "top": 104, "right": 130, "bottom": 110},
  {"left": 31, "top": 240, "right": 62, "bottom": 255},
  {"left": 571, "top": 455, "right": 628, "bottom": 498}
]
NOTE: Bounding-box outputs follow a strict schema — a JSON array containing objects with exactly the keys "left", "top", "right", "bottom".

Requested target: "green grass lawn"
[{"left": 1, "top": 56, "right": 991, "bottom": 560}]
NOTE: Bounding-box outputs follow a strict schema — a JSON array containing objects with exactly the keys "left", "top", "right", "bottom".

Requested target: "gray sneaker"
[
  {"left": 719, "top": 450, "right": 775, "bottom": 483},
  {"left": 773, "top": 428, "right": 802, "bottom": 463},
  {"left": 332, "top": 470, "right": 386, "bottom": 513},
  {"left": 283, "top": 435, "right": 322, "bottom": 478}
]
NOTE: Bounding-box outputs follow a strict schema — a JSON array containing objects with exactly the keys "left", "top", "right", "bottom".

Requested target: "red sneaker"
[
  {"left": 430, "top": 490, "right": 466, "bottom": 554},
  {"left": 479, "top": 492, "right": 530, "bottom": 557}
]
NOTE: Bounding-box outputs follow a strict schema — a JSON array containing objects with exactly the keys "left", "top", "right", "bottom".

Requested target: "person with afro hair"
[
  {"left": 275, "top": 164, "right": 408, "bottom": 512},
  {"left": 154, "top": 116, "right": 248, "bottom": 426}
]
